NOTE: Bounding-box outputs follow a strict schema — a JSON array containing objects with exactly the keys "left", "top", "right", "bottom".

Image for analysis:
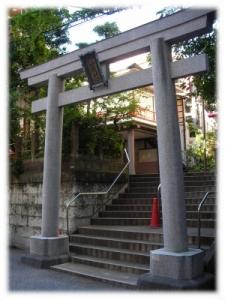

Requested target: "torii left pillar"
[{"left": 24, "top": 74, "right": 69, "bottom": 267}]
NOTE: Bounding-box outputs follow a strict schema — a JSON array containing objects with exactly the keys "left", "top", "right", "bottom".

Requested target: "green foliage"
[
  {"left": 9, "top": 7, "right": 135, "bottom": 162},
  {"left": 10, "top": 159, "right": 24, "bottom": 177},
  {"left": 9, "top": 8, "right": 73, "bottom": 152},
  {"left": 65, "top": 74, "right": 86, "bottom": 91},
  {"left": 75, "top": 42, "right": 89, "bottom": 49},
  {"left": 74, "top": 9, "right": 124, "bottom": 47},
  {"left": 71, "top": 8, "right": 124, "bottom": 24},
  {"left": 9, "top": 8, "right": 71, "bottom": 77},
  {"left": 62, "top": 90, "right": 140, "bottom": 159},
  {"left": 62, "top": 19, "right": 138, "bottom": 160},
  {"left": 10, "top": 8, "right": 121, "bottom": 159},
  {"left": 156, "top": 6, "right": 216, "bottom": 108},
  {"left": 80, "top": 91, "right": 139, "bottom": 157},
  {"left": 97, "top": 91, "right": 139, "bottom": 124},
  {"left": 186, "top": 118, "right": 199, "bottom": 137},
  {"left": 93, "top": 22, "right": 120, "bottom": 39},
  {"left": 156, "top": 6, "right": 182, "bottom": 18},
  {"left": 177, "top": 32, "right": 216, "bottom": 108},
  {"left": 9, "top": 90, "right": 22, "bottom": 140},
  {"left": 186, "top": 130, "right": 217, "bottom": 171},
  {"left": 78, "top": 115, "right": 123, "bottom": 157}
]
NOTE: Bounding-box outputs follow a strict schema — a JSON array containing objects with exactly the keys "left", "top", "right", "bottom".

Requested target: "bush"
[
  {"left": 10, "top": 159, "right": 24, "bottom": 177},
  {"left": 186, "top": 130, "right": 216, "bottom": 171}
]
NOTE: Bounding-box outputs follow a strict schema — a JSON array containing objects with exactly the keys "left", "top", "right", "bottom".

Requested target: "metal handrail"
[
  {"left": 157, "top": 183, "right": 161, "bottom": 201},
  {"left": 66, "top": 148, "right": 130, "bottom": 235},
  {"left": 197, "top": 191, "right": 214, "bottom": 249}
]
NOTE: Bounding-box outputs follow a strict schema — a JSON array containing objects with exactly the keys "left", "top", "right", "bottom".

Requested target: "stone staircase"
[{"left": 52, "top": 172, "right": 216, "bottom": 288}]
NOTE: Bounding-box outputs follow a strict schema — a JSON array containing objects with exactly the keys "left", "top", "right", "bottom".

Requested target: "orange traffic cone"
[{"left": 150, "top": 197, "right": 160, "bottom": 228}]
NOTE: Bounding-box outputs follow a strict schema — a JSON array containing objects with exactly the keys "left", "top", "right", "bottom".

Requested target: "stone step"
[
  {"left": 70, "top": 254, "right": 149, "bottom": 275},
  {"left": 114, "top": 196, "right": 216, "bottom": 205},
  {"left": 184, "top": 198, "right": 216, "bottom": 205},
  {"left": 106, "top": 204, "right": 215, "bottom": 212},
  {"left": 51, "top": 262, "right": 139, "bottom": 288},
  {"left": 106, "top": 204, "right": 152, "bottom": 211},
  {"left": 130, "top": 181, "right": 216, "bottom": 187},
  {"left": 130, "top": 174, "right": 215, "bottom": 180},
  {"left": 186, "top": 219, "right": 215, "bottom": 228},
  {"left": 69, "top": 234, "right": 163, "bottom": 253},
  {"left": 183, "top": 172, "right": 215, "bottom": 176},
  {"left": 131, "top": 172, "right": 215, "bottom": 176},
  {"left": 78, "top": 226, "right": 214, "bottom": 246},
  {"left": 69, "top": 243, "right": 150, "bottom": 265},
  {"left": 129, "top": 178, "right": 215, "bottom": 184},
  {"left": 91, "top": 217, "right": 151, "bottom": 226},
  {"left": 61, "top": 171, "right": 216, "bottom": 286},
  {"left": 78, "top": 226, "right": 164, "bottom": 242},
  {"left": 91, "top": 217, "right": 215, "bottom": 228},
  {"left": 128, "top": 186, "right": 216, "bottom": 193},
  {"left": 130, "top": 177, "right": 160, "bottom": 183},
  {"left": 119, "top": 191, "right": 216, "bottom": 198},
  {"left": 130, "top": 174, "right": 160, "bottom": 178},
  {"left": 184, "top": 180, "right": 216, "bottom": 186},
  {"left": 99, "top": 210, "right": 215, "bottom": 219},
  {"left": 100, "top": 211, "right": 152, "bottom": 218},
  {"left": 186, "top": 204, "right": 216, "bottom": 211}
]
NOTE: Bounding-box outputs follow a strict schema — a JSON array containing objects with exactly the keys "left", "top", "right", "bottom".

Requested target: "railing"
[
  {"left": 65, "top": 148, "right": 130, "bottom": 236},
  {"left": 96, "top": 107, "right": 157, "bottom": 124},
  {"left": 130, "top": 107, "right": 156, "bottom": 123},
  {"left": 157, "top": 183, "right": 161, "bottom": 201},
  {"left": 197, "top": 191, "right": 214, "bottom": 249},
  {"left": 151, "top": 184, "right": 214, "bottom": 250}
]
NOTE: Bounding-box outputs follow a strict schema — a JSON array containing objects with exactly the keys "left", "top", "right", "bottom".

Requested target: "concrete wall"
[{"left": 9, "top": 172, "right": 126, "bottom": 250}]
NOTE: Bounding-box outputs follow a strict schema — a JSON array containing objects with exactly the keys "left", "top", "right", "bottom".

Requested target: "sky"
[
  {"left": 66, "top": 5, "right": 167, "bottom": 52},
  {"left": 66, "top": 5, "right": 171, "bottom": 72}
]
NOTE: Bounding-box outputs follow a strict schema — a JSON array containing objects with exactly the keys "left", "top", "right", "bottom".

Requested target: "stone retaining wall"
[{"left": 9, "top": 172, "right": 126, "bottom": 249}]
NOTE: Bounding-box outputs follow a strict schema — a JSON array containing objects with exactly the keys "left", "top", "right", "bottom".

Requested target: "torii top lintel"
[{"left": 20, "top": 8, "right": 215, "bottom": 87}]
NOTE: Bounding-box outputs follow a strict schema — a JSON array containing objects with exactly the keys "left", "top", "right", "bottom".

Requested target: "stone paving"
[{"left": 9, "top": 248, "right": 127, "bottom": 291}]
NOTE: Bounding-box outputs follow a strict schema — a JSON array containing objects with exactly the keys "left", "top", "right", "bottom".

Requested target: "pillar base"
[
  {"left": 137, "top": 272, "right": 215, "bottom": 290},
  {"left": 150, "top": 247, "right": 204, "bottom": 280},
  {"left": 21, "top": 235, "right": 69, "bottom": 268},
  {"left": 137, "top": 247, "right": 215, "bottom": 290}
]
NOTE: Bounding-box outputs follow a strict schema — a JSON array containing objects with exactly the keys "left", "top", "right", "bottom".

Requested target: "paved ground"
[{"left": 9, "top": 248, "right": 127, "bottom": 291}]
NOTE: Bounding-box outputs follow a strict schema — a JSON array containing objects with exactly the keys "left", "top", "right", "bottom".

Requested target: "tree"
[
  {"left": 70, "top": 8, "right": 124, "bottom": 25},
  {"left": 186, "top": 130, "right": 216, "bottom": 171},
  {"left": 93, "top": 21, "right": 120, "bottom": 39},
  {"left": 62, "top": 90, "right": 140, "bottom": 159},
  {"left": 75, "top": 42, "right": 89, "bottom": 49},
  {"left": 10, "top": 9, "right": 69, "bottom": 167},
  {"left": 9, "top": 7, "right": 124, "bottom": 163},
  {"left": 10, "top": 8, "right": 144, "bottom": 164},
  {"left": 156, "top": 6, "right": 182, "bottom": 18},
  {"left": 156, "top": 7, "right": 216, "bottom": 108},
  {"left": 175, "top": 31, "right": 216, "bottom": 109},
  {"left": 63, "top": 20, "right": 125, "bottom": 159}
]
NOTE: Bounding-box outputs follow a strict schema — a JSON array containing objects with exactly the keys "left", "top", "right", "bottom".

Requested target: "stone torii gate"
[{"left": 20, "top": 8, "right": 215, "bottom": 286}]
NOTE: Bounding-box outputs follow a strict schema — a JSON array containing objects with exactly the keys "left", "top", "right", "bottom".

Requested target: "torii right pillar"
[{"left": 138, "top": 38, "right": 213, "bottom": 289}]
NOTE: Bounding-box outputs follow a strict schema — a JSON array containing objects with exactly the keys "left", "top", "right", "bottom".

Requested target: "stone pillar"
[
  {"left": 26, "top": 74, "right": 69, "bottom": 267},
  {"left": 138, "top": 38, "right": 207, "bottom": 288},
  {"left": 127, "top": 129, "right": 135, "bottom": 175},
  {"left": 151, "top": 38, "right": 188, "bottom": 252},
  {"left": 41, "top": 74, "right": 64, "bottom": 237}
]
